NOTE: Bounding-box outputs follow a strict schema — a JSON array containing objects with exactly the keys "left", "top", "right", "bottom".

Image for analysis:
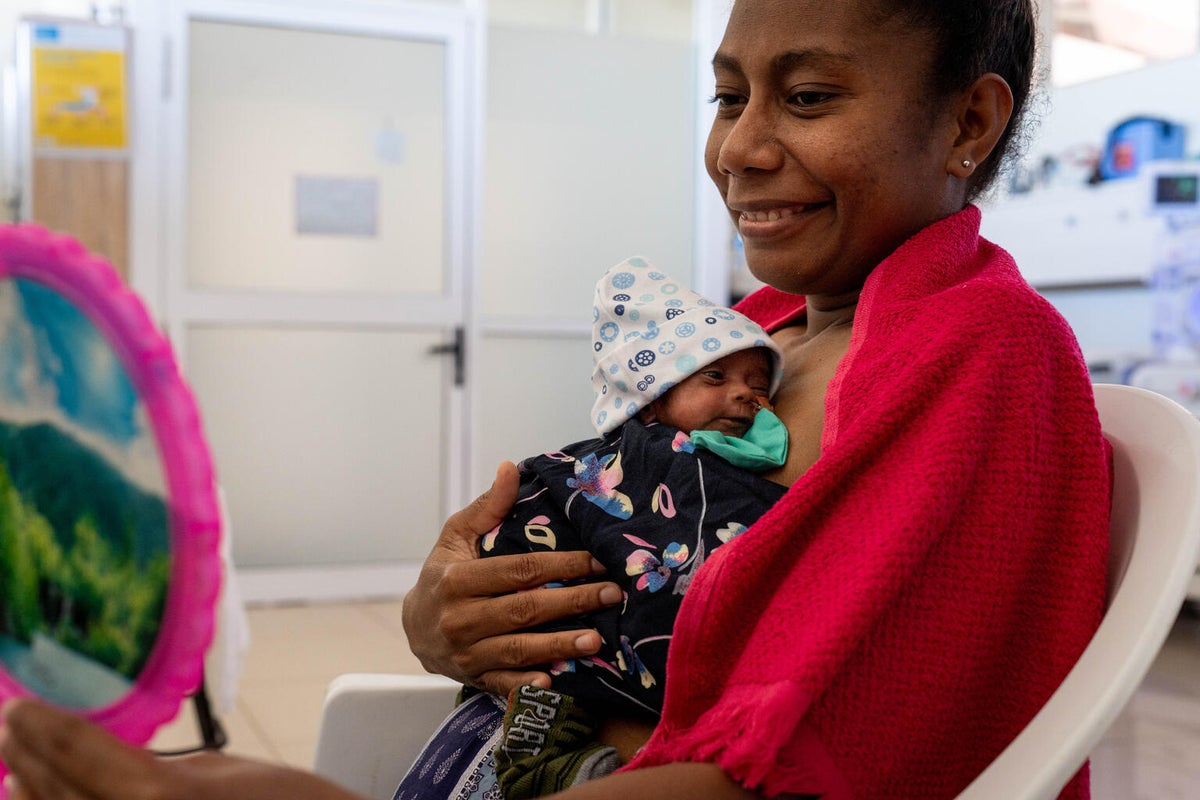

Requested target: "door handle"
[{"left": 427, "top": 326, "right": 465, "bottom": 386}]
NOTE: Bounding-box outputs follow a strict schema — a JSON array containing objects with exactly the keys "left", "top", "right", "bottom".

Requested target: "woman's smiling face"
[{"left": 706, "top": 0, "right": 968, "bottom": 305}]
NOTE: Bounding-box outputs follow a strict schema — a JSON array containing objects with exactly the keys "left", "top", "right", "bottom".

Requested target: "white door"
[
  {"left": 470, "top": 2, "right": 713, "bottom": 494},
  {"left": 162, "top": 0, "right": 475, "bottom": 600}
]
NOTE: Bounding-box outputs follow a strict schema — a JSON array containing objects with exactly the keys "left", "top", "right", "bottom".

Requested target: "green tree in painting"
[
  {"left": 0, "top": 456, "right": 168, "bottom": 680},
  {"left": 53, "top": 515, "right": 168, "bottom": 678},
  {"left": 0, "top": 458, "right": 59, "bottom": 642}
]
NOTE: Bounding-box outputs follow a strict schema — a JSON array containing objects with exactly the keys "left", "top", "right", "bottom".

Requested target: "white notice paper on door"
[{"left": 295, "top": 175, "right": 379, "bottom": 237}]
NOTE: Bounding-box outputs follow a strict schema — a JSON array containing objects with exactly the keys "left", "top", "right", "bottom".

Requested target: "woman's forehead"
[
  {"left": 717, "top": 0, "right": 931, "bottom": 78},
  {"left": 721, "top": 0, "right": 917, "bottom": 54}
]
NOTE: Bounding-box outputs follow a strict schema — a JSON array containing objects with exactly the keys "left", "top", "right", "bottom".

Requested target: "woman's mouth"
[
  {"left": 735, "top": 203, "right": 826, "bottom": 236},
  {"left": 739, "top": 206, "right": 804, "bottom": 223}
]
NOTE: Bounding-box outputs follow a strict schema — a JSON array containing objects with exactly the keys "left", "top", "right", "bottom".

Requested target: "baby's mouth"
[{"left": 715, "top": 417, "right": 754, "bottom": 436}]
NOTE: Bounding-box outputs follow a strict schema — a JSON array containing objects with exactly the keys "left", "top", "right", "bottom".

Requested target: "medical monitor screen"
[{"left": 1155, "top": 174, "right": 1199, "bottom": 206}]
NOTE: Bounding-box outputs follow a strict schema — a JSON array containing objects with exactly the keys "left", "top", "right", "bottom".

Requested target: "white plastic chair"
[
  {"left": 313, "top": 383, "right": 1200, "bottom": 800},
  {"left": 313, "top": 672, "right": 460, "bottom": 799},
  {"left": 958, "top": 383, "right": 1200, "bottom": 798}
]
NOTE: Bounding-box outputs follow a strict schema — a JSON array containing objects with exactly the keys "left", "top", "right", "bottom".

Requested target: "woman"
[{"left": 0, "top": 1, "right": 1110, "bottom": 798}]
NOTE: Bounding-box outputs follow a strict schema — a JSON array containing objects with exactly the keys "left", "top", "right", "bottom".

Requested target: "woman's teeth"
[{"left": 740, "top": 207, "right": 802, "bottom": 222}]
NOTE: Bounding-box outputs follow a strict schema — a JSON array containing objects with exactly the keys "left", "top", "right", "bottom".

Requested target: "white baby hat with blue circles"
[{"left": 590, "top": 256, "right": 783, "bottom": 435}]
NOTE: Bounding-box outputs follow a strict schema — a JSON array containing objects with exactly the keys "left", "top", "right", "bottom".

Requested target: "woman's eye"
[
  {"left": 790, "top": 91, "right": 833, "bottom": 108},
  {"left": 707, "top": 93, "right": 745, "bottom": 110}
]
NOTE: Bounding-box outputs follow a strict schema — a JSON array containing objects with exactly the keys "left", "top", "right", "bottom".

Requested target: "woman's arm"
[
  {"left": 402, "top": 461, "right": 624, "bottom": 696},
  {"left": 544, "top": 762, "right": 764, "bottom": 800},
  {"left": 0, "top": 699, "right": 362, "bottom": 800},
  {"left": 1, "top": 700, "right": 764, "bottom": 800}
]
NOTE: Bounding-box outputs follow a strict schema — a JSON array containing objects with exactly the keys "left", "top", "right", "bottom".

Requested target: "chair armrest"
[{"left": 313, "top": 673, "right": 461, "bottom": 800}]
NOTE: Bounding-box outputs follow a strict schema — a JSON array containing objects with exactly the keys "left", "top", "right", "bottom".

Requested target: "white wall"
[
  {"left": 1033, "top": 54, "right": 1200, "bottom": 159},
  {"left": 471, "top": 22, "right": 697, "bottom": 494},
  {"left": 0, "top": 1, "right": 98, "bottom": 70},
  {"left": 479, "top": 26, "right": 695, "bottom": 324}
]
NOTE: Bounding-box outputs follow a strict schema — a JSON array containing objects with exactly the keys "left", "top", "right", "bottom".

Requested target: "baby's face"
[{"left": 650, "top": 348, "right": 773, "bottom": 437}]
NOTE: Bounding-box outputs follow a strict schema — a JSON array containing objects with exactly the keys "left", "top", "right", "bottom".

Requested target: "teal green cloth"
[{"left": 689, "top": 408, "right": 788, "bottom": 471}]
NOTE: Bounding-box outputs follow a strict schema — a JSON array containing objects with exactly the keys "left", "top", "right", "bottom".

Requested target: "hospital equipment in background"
[
  {"left": 993, "top": 157, "right": 1200, "bottom": 410},
  {"left": 1099, "top": 117, "right": 1187, "bottom": 182},
  {"left": 1126, "top": 160, "right": 1200, "bottom": 414},
  {"left": 979, "top": 115, "right": 1190, "bottom": 289},
  {"left": 1121, "top": 160, "right": 1200, "bottom": 606}
]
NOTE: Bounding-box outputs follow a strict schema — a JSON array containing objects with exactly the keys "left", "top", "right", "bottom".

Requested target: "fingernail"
[
  {"left": 574, "top": 632, "right": 600, "bottom": 653},
  {"left": 589, "top": 557, "right": 605, "bottom": 574},
  {"left": 599, "top": 585, "right": 622, "bottom": 605}
]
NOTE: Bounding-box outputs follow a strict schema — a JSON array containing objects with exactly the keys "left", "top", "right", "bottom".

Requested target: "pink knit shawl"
[{"left": 622, "top": 206, "right": 1111, "bottom": 799}]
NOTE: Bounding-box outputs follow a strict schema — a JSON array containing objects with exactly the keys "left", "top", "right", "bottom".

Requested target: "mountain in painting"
[{"left": 0, "top": 419, "right": 168, "bottom": 564}]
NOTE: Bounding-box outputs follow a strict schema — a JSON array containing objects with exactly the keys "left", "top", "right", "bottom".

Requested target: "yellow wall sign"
[{"left": 32, "top": 34, "right": 128, "bottom": 150}]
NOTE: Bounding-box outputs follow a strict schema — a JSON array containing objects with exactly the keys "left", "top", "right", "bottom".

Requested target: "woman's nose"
[{"left": 715, "top": 103, "right": 781, "bottom": 177}]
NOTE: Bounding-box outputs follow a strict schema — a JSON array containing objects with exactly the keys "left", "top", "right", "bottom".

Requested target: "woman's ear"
[{"left": 946, "top": 72, "right": 1015, "bottom": 179}]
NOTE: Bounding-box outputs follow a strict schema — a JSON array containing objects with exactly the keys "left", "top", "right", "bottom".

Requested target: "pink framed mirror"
[{"left": 0, "top": 225, "right": 221, "bottom": 758}]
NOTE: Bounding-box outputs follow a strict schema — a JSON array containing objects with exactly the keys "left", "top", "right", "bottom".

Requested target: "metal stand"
[{"left": 152, "top": 671, "right": 228, "bottom": 756}]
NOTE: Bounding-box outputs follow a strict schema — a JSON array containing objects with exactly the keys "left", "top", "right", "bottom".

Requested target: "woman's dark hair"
[{"left": 877, "top": 0, "right": 1038, "bottom": 201}]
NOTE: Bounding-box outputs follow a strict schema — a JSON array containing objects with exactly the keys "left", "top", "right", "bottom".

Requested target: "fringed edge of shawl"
[{"left": 621, "top": 681, "right": 856, "bottom": 799}]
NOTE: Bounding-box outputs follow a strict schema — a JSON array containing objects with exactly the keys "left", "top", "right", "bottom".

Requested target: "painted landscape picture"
[{"left": 0, "top": 277, "right": 170, "bottom": 710}]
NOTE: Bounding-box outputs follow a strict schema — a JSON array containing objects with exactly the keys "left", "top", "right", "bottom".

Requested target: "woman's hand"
[
  {"left": 402, "top": 462, "right": 623, "bottom": 697},
  {"left": 0, "top": 699, "right": 362, "bottom": 800}
]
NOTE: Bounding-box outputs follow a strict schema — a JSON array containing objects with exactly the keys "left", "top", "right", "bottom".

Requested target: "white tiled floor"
[
  {"left": 149, "top": 599, "right": 425, "bottom": 769},
  {"left": 1090, "top": 608, "right": 1200, "bottom": 799},
  {"left": 150, "top": 600, "right": 1200, "bottom": 798}
]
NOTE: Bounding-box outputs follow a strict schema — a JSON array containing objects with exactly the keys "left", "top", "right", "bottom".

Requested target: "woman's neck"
[{"left": 803, "top": 294, "right": 859, "bottom": 338}]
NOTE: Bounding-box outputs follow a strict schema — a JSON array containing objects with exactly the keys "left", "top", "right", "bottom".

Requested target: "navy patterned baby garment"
[{"left": 480, "top": 418, "right": 786, "bottom": 717}]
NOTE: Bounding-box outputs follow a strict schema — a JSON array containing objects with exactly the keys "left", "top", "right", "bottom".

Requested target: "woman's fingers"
[
  {"left": 442, "top": 550, "right": 612, "bottom": 598},
  {"left": 460, "top": 576, "right": 621, "bottom": 639},
  {"left": 439, "top": 461, "right": 521, "bottom": 558},
  {"left": 432, "top": 578, "right": 619, "bottom": 687},
  {"left": 404, "top": 461, "right": 623, "bottom": 687},
  {"left": 1, "top": 701, "right": 366, "bottom": 800},
  {"left": 1, "top": 699, "right": 163, "bottom": 800},
  {"left": 403, "top": 462, "right": 523, "bottom": 679},
  {"left": 468, "top": 628, "right": 607, "bottom": 697}
]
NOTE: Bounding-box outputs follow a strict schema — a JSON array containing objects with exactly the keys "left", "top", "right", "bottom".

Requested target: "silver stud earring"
[{"left": 962, "top": 159, "right": 972, "bottom": 169}]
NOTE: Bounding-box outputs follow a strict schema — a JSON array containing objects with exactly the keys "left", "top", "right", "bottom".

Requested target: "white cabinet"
[{"left": 980, "top": 180, "right": 1160, "bottom": 288}]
